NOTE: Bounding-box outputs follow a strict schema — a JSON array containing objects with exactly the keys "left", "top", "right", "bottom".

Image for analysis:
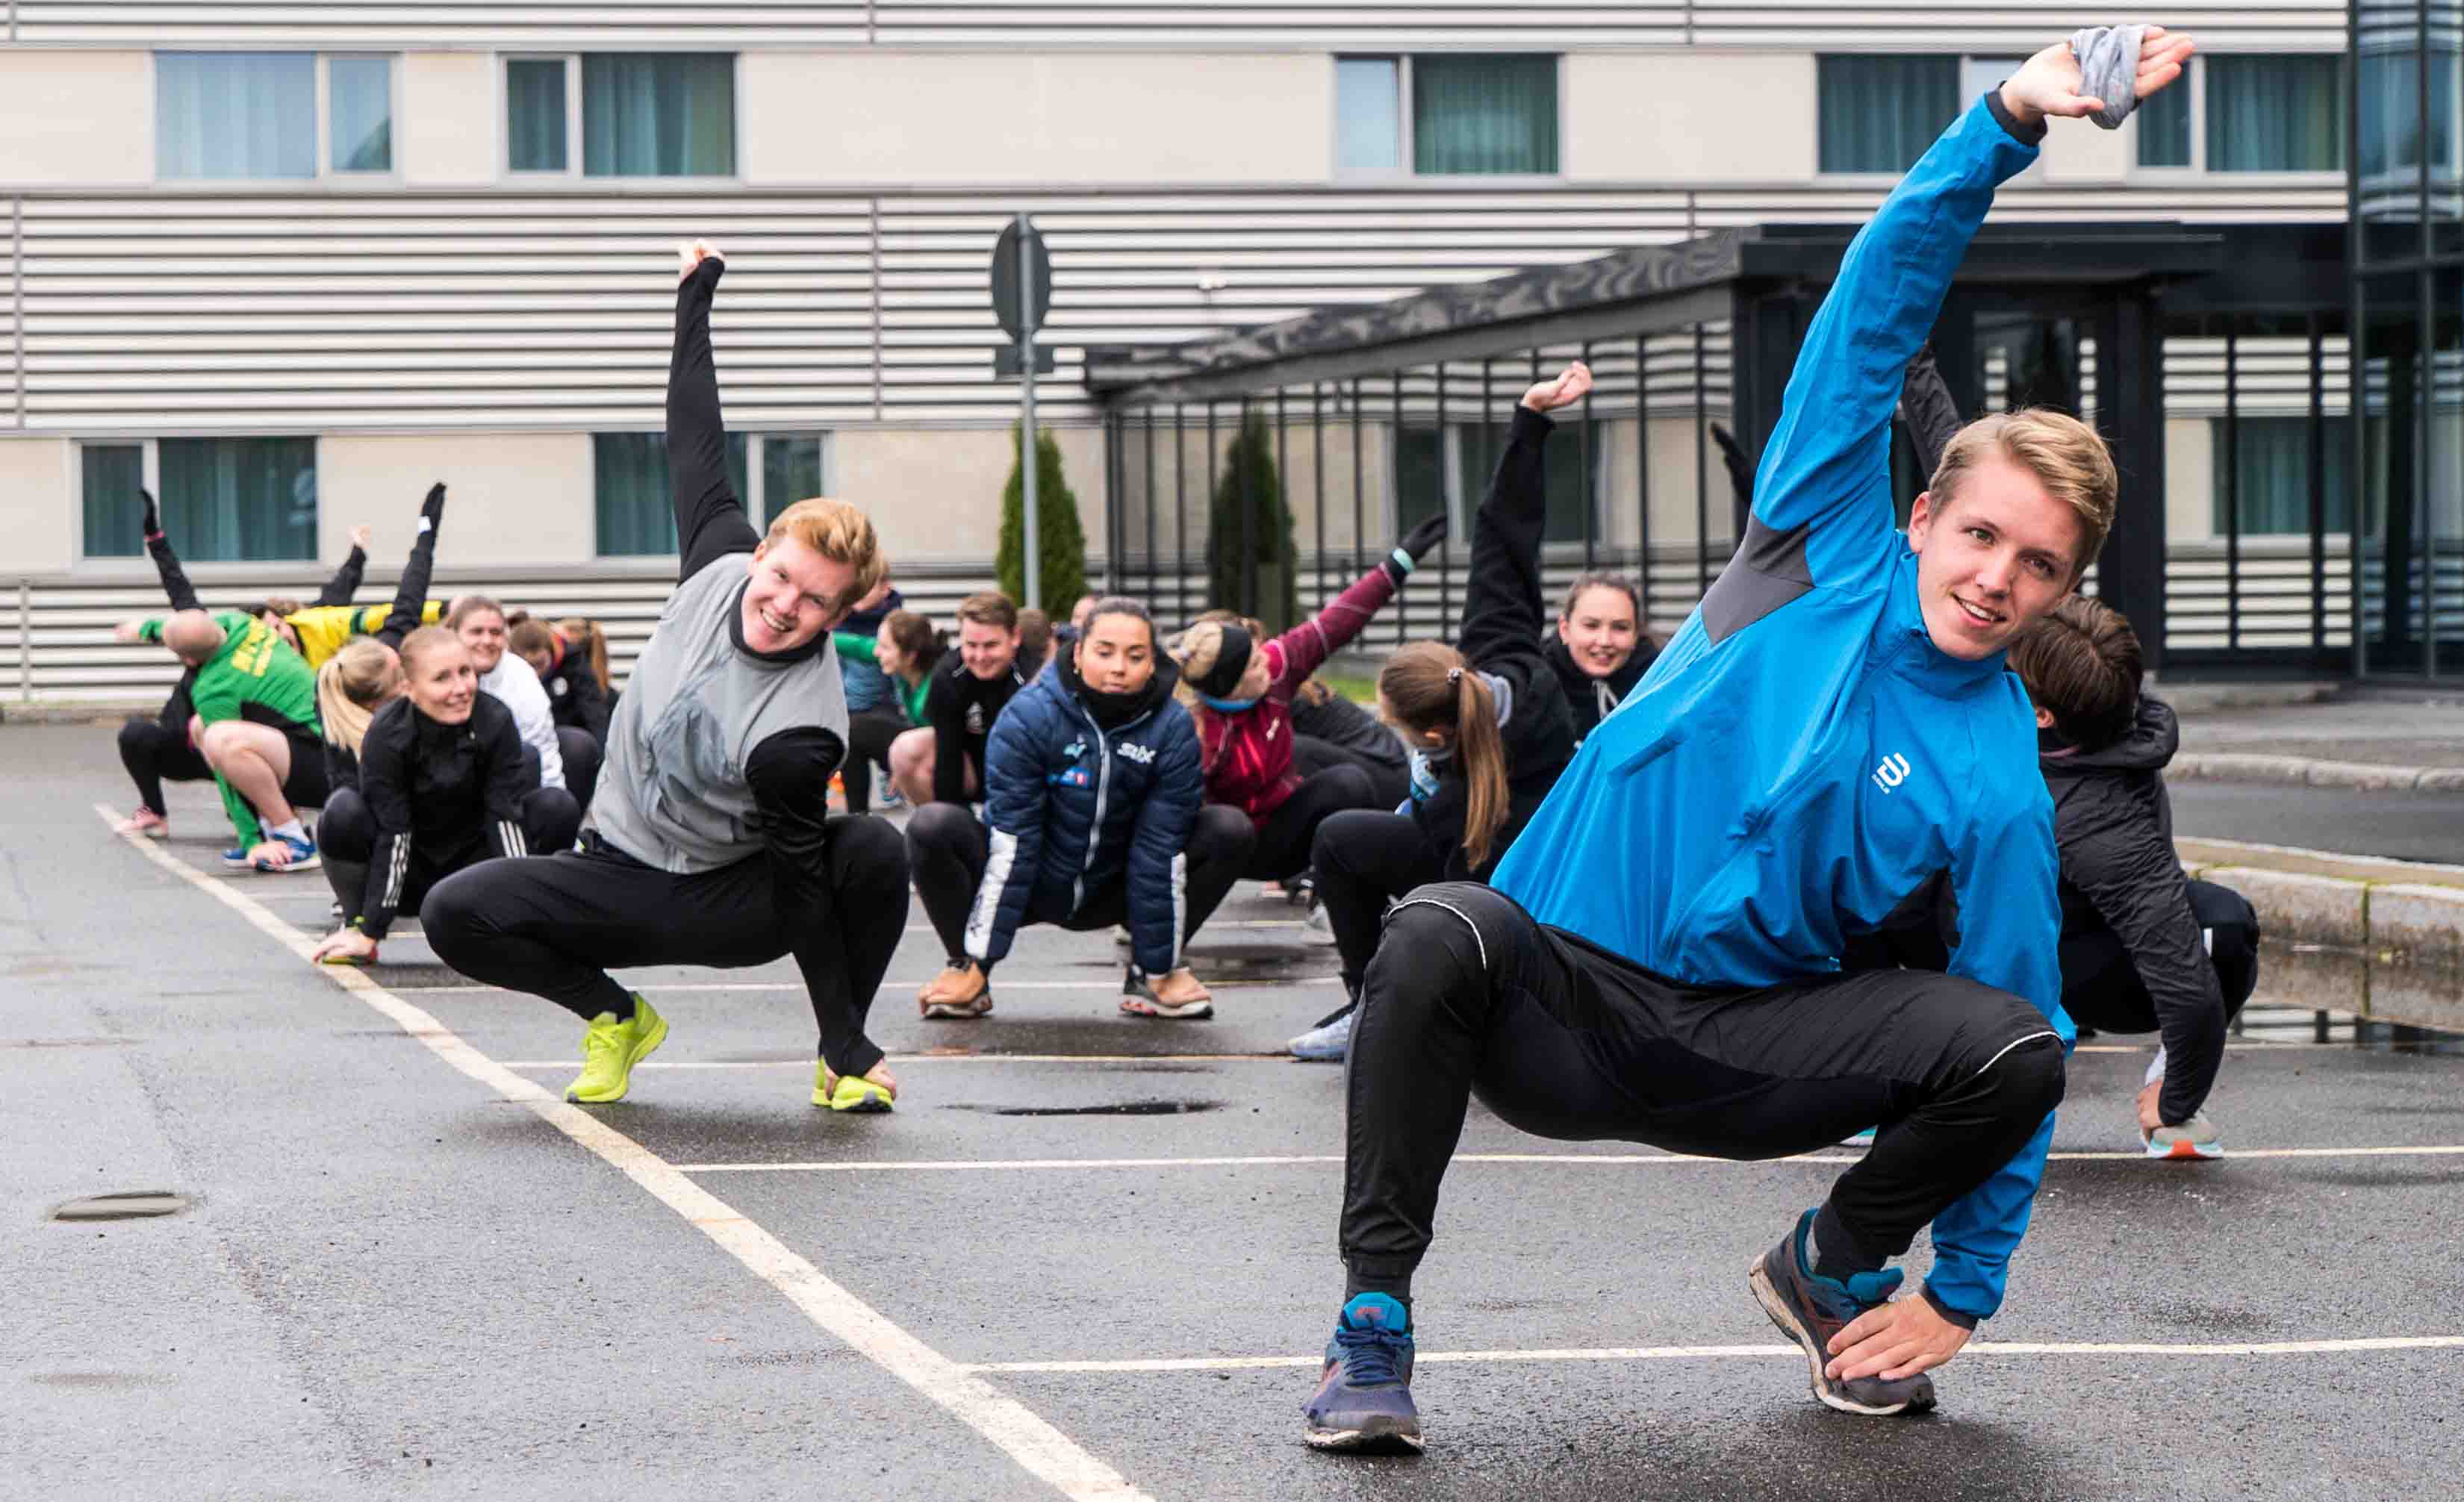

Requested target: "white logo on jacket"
[
  {"left": 1871, "top": 753, "right": 1913, "bottom": 794},
  {"left": 1119, "top": 742, "right": 1157, "bottom": 766}
]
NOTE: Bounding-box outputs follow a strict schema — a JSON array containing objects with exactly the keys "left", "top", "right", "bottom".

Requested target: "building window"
[
  {"left": 1334, "top": 54, "right": 1558, "bottom": 177},
  {"left": 1818, "top": 55, "right": 1961, "bottom": 174},
  {"left": 2212, "top": 416, "right": 2353, "bottom": 535},
  {"left": 82, "top": 438, "right": 317, "bottom": 561},
  {"left": 1396, "top": 421, "right": 1596, "bottom": 543},
  {"left": 596, "top": 432, "right": 829, "bottom": 555},
  {"left": 156, "top": 53, "right": 394, "bottom": 181},
  {"left": 2138, "top": 58, "right": 2193, "bottom": 166},
  {"left": 508, "top": 54, "right": 736, "bottom": 178},
  {"left": 2139, "top": 54, "right": 2347, "bottom": 174}
]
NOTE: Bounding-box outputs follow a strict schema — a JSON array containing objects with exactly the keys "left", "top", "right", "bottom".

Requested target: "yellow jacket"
[{"left": 286, "top": 600, "right": 444, "bottom": 669}]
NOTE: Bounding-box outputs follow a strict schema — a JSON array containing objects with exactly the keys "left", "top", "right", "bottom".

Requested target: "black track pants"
[
  {"left": 119, "top": 716, "right": 213, "bottom": 817},
  {"left": 420, "top": 817, "right": 909, "bottom": 1076},
  {"left": 1244, "top": 763, "right": 1379, "bottom": 883},
  {"left": 556, "top": 727, "right": 602, "bottom": 814},
  {"left": 906, "top": 800, "right": 1255, "bottom": 965},
  {"left": 1342, "top": 882, "right": 2065, "bottom": 1303},
  {"left": 843, "top": 706, "right": 910, "bottom": 815},
  {"left": 1294, "top": 734, "right": 1410, "bottom": 812},
  {"left": 2059, "top": 879, "right": 2261, "bottom": 1035},
  {"left": 318, "top": 785, "right": 581, "bottom": 930},
  {"left": 1310, "top": 808, "right": 1442, "bottom": 994}
]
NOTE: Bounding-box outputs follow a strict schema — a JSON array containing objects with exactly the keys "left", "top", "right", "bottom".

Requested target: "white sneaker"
[{"left": 1289, "top": 1006, "right": 1355, "bottom": 1062}]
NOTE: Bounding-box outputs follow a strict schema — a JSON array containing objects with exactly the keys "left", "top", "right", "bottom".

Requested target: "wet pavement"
[{"left": 8, "top": 723, "right": 2463, "bottom": 1500}]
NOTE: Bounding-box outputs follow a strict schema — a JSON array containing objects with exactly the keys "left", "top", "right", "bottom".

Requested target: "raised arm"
[
  {"left": 668, "top": 241, "right": 761, "bottom": 582},
  {"left": 1266, "top": 512, "right": 1443, "bottom": 689},
  {"left": 1457, "top": 364, "right": 1590, "bottom": 669},
  {"left": 140, "top": 490, "right": 204, "bottom": 614},
  {"left": 1897, "top": 343, "right": 1965, "bottom": 485},
  {"left": 376, "top": 484, "right": 447, "bottom": 650},
  {"left": 317, "top": 525, "right": 371, "bottom": 607}
]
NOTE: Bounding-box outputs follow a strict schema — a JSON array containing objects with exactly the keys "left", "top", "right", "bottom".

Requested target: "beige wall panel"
[
  {"left": 0, "top": 438, "right": 77, "bottom": 573},
  {"left": 2166, "top": 416, "right": 2213, "bottom": 544},
  {"left": 320, "top": 432, "right": 594, "bottom": 567},
  {"left": 742, "top": 52, "right": 1328, "bottom": 184},
  {"left": 1567, "top": 53, "right": 1816, "bottom": 183},
  {"left": 0, "top": 52, "right": 151, "bottom": 184},
  {"left": 837, "top": 425, "right": 1109, "bottom": 570},
  {"left": 401, "top": 52, "right": 500, "bottom": 185},
  {"left": 2043, "top": 111, "right": 2134, "bottom": 184}
]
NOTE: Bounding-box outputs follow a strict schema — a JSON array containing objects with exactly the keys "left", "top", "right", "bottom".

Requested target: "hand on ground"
[
  {"left": 1826, "top": 1291, "right": 1972, "bottom": 1383},
  {"left": 2137, "top": 1079, "right": 2166, "bottom": 1136},
  {"left": 1521, "top": 361, "right": 1593, "bottom": 414},
  {"left": 2001, "top": 28, "right": 2194, "bottom": 127},
  {"left": 1154, "top": 967, "right": 1212, "bottom": 1006},
  {"left": 311, "top": 927, "right": 376, "bottom": 965},
  {"left": 247, "top": 838, "right": 302, "bottom": 870}
]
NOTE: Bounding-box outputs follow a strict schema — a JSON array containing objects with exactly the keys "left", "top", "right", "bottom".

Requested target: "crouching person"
[
  {"left": 310, "top": 627, "right": 581, "bottom": 966},
  {"left": 909, "top": 599, "right": 1254, "bottom": 1021}
]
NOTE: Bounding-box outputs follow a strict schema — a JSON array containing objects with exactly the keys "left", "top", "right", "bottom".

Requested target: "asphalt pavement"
[{"left": 10, "top": 722, "right": 2464, "bottom": 1501}]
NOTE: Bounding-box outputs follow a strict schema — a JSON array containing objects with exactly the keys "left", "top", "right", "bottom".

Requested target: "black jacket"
[
  {"left": 539, "top": 636, "right": 614, "bottom": 742},
  {"left": 1543, "top": 631, "right": 1657, "bottom": 744},
  {"left": 1411, "top": 406, "right": 1578, "bottom": 882},
  {"left": 1291, "top": 685, "right": 1407, "bottom": 775},
  {"left": 2044, "top": 697, "right": 2228, "bottom": 1124},
  {"left": 322, "top": 521, "right": 444, "bottom": 792},
  {"left": 926, "top": 646, "right": 1039, "bottom": 805},
  {"left": 353, "top": 691, "right": 534, "bottom": 939}
]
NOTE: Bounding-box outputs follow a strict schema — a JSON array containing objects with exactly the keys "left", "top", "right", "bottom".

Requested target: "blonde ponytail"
[{"left": 317, "top": 638, "right": 400, "bottom": 758}]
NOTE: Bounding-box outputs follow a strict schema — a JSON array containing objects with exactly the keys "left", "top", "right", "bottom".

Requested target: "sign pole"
[{"left": 1016, "top": 212, "right": 1041, "bottom": 615}]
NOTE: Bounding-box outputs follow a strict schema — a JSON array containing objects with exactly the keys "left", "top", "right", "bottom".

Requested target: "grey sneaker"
[
  {"left": 1749, "top": 1209, "right": 1939, "bottom": 1416},
  {"left": 1288, "top": 1005, "right": 1355, "bottom": 1062},
  {"left": 2144, "top": 1112, "right": 2223, "bottom": 1161}
]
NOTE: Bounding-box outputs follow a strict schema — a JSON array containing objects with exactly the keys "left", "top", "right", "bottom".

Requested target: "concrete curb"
[
  {"left": 2171, "top": 752, "right": 2464, "bottom": 792},
  {"left": 2185, "top": 851, "right": 2464, "bottom": 1033}
]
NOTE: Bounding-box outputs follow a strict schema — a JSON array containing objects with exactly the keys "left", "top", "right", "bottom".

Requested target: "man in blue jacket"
[{"left": 1303, "top": 28, "right": 2194, "bottom": 1453}]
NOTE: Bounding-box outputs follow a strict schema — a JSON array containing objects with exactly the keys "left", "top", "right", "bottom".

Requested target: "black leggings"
[
  {"left": 119, "top": 716, "right": 213, "bottom": 817},
  {"left": 556, "top": 727, "right": 602, "bottom": 814},
  {"left": 317, "top": 785, "right": 582, "bottom": 929},
  {"left": 1341, "top": 882, "right": 2065, "bottom": 1303},
  {"left": 843, "top": 706, "right": 910, "bottom": 815},
  {"left": 1243, "top": 762, "right": 1379, "bottom": 883},
  {"left": 1311, "top": 808, "right": 1443, "bottom": 994},
  {"left": 906, "top": 800, "right": 1254, "bottom": 968},
  {"left": 1294, "top": 734, "right": 1410, "bottom": 812},
  {"left": 420, "top": 817, "right": 907, "bottom": 1076}
]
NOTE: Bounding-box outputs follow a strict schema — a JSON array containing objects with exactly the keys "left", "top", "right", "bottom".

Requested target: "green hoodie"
[
  {"left": 141, "top": 611, "right": 322, "bottom": 844},
  {"left": 832, "top": 631, "right": 930, "bottom": 726}
]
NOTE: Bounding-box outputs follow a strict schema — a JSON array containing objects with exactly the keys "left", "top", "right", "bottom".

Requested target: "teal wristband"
[{"left": 1391, "top": 547, "right": 1414, "bottom": 574}]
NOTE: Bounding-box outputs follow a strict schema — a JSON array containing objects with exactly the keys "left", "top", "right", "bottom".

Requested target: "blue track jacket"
[{"left": 1491, "top": 93, "right": 2069, "bottom": 1322}]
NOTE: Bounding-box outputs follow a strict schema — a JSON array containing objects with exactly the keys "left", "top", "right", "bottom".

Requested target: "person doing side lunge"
[
  {"left": 317, "top": 483, "right": 453, "bottom": 792},
  {"left": 1287, "top": 368, "right": 1586, "bottom": 1062},
  {"left": 310, "top": 629, "right": 581, "bottom": 967},
  {"left": 1304, "top": 31, "right": 2191, "bottom": 1453},
  {"left": 1171, "top": 515, "right": 1446, "bottom": 885},
  {"left": 421, "top": 240, "right": 909, "bottom": 1114},
  {"left": 907, "top": 599, "right": 1257, "bottom": 1021}
]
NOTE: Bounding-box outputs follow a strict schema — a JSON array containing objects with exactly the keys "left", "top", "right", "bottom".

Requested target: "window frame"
[
  {"left": 75, "top": 440, "right": 162, "bottom": 563},
  {"left": 591, "top": 430, "right": 833, "bottom": 558},
  {"left": 2129, "top": 51, "right": 2348, "bottom": 185},
  {"left": 74, "top": 436, "right": 324, "bottom": 567},
  {"left": 151, "top": 51, "right": 401, "bottom": 187},
  {"left": 1330, "top": 52, "right": 1566, "bottom": 184},
  {"left": 501, "top": 51, "right": 744, "bottom": 184}
]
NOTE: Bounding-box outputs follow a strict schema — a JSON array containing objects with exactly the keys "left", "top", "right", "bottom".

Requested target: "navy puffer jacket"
[{"left": 966, "top": 649, "right": 1202, "bottom": 975}]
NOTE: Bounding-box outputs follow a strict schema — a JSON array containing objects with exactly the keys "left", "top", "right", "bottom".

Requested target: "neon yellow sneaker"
[
  {"left": 566, "top": 996, "right": 668, "bottom": 1103},
  {"left": 814, "top": 1060, "right": 895, "bottom": 1113}
]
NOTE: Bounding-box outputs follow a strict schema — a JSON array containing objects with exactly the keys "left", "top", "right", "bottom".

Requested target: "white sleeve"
[{"left": 483, "top": 662, "right": 565, "bottom": 791}]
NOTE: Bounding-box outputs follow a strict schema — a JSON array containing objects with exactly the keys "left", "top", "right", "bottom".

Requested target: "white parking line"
[
  {"left": 670, "top": 1144, "right": 2464, "bottom": 1174},
  {"left": 962, "top": 1335, "right": 2464, "bottom": 1375},
  {"left": 100, "top": 805, "right": 1152, "bottom": 1502},
  {"left": 398, "top": 976, "right": 1341, "bottom": 995}
]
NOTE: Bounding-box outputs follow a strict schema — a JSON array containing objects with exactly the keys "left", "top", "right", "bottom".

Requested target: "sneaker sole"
[
  {"left": 1120, "top": 996, "right": 1213, "bottom": 1020},
  {"left": 253, "top": 855, "right": 321, "bottom": 873},
  {"left": 1303, "top": 1420, "right": 1423, "bottom": 1455},
  {"left": 1747, "top": 1256, "right": 1935, "bottom": 1418},
  {"left": 2145, "top": 1136, "right": 2223, "bottom": 1161},
  {"left": 920, "top": 997, "right": 992, "bottom": 1020},
  {"left": 568, "top": 1010, "right": 669, "bottom": 1104},
  {"left": 830, "top": 1088, "right": 895, "bottom": 1114}
]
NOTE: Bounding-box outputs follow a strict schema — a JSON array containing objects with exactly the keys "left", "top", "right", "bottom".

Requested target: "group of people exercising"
[{"left": 103, "top": 22, "right": 2267, "bottom": 1454}]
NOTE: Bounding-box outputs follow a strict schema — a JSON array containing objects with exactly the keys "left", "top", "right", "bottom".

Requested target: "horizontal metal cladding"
[
  {"left": 12, "top": 4, "right": 870, "bottom": 46},
  {"left": 882, "top": 190, "right": 1693, "bottom": 423},
  {"left": 1693, "top": 182, "right": 2350, "bottom": 230},
  {"left": 1690, "top": 4, "right": 2348, "bottom": 51},
  {"left": 15, "top": 195, "right": 877, "bottom": 431}
]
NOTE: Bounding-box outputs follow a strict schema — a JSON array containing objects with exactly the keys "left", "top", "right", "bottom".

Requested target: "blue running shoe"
[
  {"left": 1288, "top": 1005, "right": 1355, "bottom": 1063},
  {"left": 1749, "top": 1209, "right": 1938, "bottom": 1416},
  {"left": 221, "top": 845, "right": 253, "bottom": 870},
  {"left": 1302, "top": 1293, "right": 1421, "bottom": 1453},
  {"left": 251, "top": 830, "right": 319, "bottom": 873}
]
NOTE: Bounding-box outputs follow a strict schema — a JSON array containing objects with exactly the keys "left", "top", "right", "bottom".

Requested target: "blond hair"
[
  {"left": 398, "top": 625, "right": 464, "bottom": 676},
  {"left": 317, "top": 638, "right": 400, "bottom": 757},
  {"left": 765, "top": 498, "right": 886, "bottom": 611},
  {"left": 1379, "top": 642, "right": 1510, "bottom": 870},
  {"left": 1170, "top": 618, "right": 1231, "bottom": 710},
  {"left": 556, "top": 617, "right": 612, "bottom": 692},
  {"left": 1931, "top": 408, "right": 2119, "bottom": 574}
]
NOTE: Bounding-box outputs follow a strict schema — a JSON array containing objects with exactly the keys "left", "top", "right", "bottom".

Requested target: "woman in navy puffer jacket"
[{"left": 906, "top": 599, "right": 1256, "bottom": 1022}]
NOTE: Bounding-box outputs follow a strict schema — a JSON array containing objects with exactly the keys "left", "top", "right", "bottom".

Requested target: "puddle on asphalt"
[
  {"left": 2239, "top": 942, "right": 2464, "bottom": 1055},
  {"left": 949, "top": 1100, "right": 1225, "bottom": 1118}
]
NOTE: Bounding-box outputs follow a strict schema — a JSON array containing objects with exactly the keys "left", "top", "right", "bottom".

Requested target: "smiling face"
[
  {"left": 455, "top": 608, "right": 508, "bottom": 676},
  {"left": 1905, "top": 455, "right": 2086, "bottom": 661},
  {"left": 872, "top": 621, "right": 905, "bottom": 677},
  {"left": 956, "top": 617, "right": 1020, "bottom": 681},
  {"left": 405, "top": 638, "right": 478, "bottom": 724},
  {"left": 1557, "top": 584, "right": 1640, "bottom": 680},
  {"left": 741, "top": 535, "right": 856, "bottom": 655},
  {"left": 1074, "top": 611, "right": 1155, "bottom": 696}
]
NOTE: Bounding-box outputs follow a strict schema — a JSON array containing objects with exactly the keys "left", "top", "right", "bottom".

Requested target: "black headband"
[{"left": 1190, "top": 625, "right": 1254, "bottom": 699}]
